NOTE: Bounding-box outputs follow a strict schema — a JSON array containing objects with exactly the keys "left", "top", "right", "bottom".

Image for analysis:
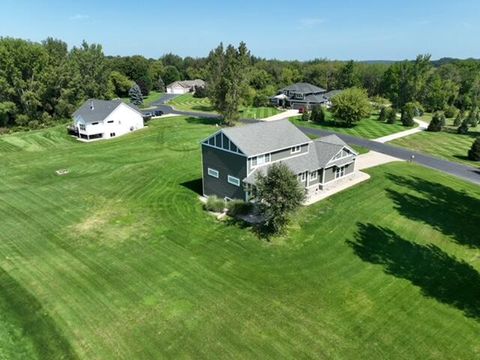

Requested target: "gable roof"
[
  {"left": 221, "top": 120, "right": 311, "bottom": 156},
  {"left": 280, "top": 83, "right": 326, "bottom": 94},
  {"left": 167, "top": 79, "right": 205, "bottom": 89},
  {"left": 73, "top": 99, "right": 141, "bottom": 123},
  {"left": 323, "top": 90, "right": 343, "bottom": 100}
]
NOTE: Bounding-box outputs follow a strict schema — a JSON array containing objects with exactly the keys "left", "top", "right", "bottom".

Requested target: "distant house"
[
  {"left": 166, "top": 79, "right": 206, "bottom": 94},
  {"left": 271, "top": 83, "right": 342, "bottom": 110},
  {"left": 72, "top": 99, "right": 144, "bottom": 141},
  {"left": 201, "top": 120, "right": 357, "bottom": 201}
]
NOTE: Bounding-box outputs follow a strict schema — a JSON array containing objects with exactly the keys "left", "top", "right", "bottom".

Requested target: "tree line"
[{"left": 2, "top": 36, "right": 480, "bottom": 131}]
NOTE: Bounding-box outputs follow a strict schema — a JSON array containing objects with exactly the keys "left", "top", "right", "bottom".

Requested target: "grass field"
[
  {"left": 391, "top": 118, "right": 480, "bottom": 166},
  {"left": 290, "top": 110, "right": 417, "bottom": 139},
  {"left": 122, "top": 91, "right": 164, "bottom": 109},
  {"left": 168, "top": 94, "right": 282, "bottom": 119},
  {"left": 0, "top": 118, "right": 480, "bottom": 359}
]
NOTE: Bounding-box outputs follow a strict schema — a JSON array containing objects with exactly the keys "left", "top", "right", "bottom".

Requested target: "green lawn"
[
  {"left": 122, "top": 91, "right": 164, "bottom": 109},
  {"left": 0, "top": 118, "right": 480, "bottom": 359},
  {"left": 391, "top": 119, "right": 480, "bottom": 166},
  {"left": 168, "top": 94, "right": 281, "bottom": 119},
  {"left": 291, "top": 110, "right": 417, "bottom": 139}
]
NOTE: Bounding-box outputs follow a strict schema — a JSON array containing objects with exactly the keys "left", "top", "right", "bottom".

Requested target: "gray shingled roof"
[
  {"left": 73, "top": 99, "right": 140, "bottom": 123},
  {"left": 222, "top": 120, "right": 311, "bottom": 156},
  {"left": 167, "top": 79, "right": 205, "bottom": 88},
  {"left": 280, "top": 83, "right": 326, "bottom": 94},
  {"left": 323, "top": 90, "right": 343, "bottom": 100},
  {"left": 244, "top": 135, "right": 353, "bottom": 184}
]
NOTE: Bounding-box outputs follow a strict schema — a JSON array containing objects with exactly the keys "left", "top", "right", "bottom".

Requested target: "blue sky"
[{"left": 1, "top": 0, "right": 479, "bottom": 60}]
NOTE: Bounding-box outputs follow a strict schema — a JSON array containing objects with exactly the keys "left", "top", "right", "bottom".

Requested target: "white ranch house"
[
  {"left": 166, "top": 79, "right": 205, "bottom": 94},
  {"left": 72, "top": 99, "right": 144, "bottom": 141}
]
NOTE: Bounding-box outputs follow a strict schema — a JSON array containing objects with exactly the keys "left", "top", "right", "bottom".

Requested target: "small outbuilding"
[{"left": 72, "top": 99, "right": 144, "bottom": 141}]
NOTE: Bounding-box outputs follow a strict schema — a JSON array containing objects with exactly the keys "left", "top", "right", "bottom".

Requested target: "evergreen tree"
[
  {"left": 311, "top": 105, "right": 325, "bottom": 123},
  {"left": 467, "top": 137, "right": 480, "bottom": 161},
  {"left": 427, "top": 111, "right": 445, "bottom": 132},
  {"left": 467, "top": 107, "right": 479, "bottom": 127},
  {"left": 301, "top": 109, "right": 310, "bottom": 121},
  {"left": 386, "top": 108, "right": 397, "bottom": 124},
  {"left": 378, "top": 106, "right": 388, "bottom": 122},
  {"left": 128, "top": 83, "right": 143, "bottom": 106},
  {"left": 453, "top": 111, "right": 463, "bottom": 126},
  {"left": 457, "top": 119, "right": 469, "bottom": 134},
  {"left": 157, "top": 77, "right": 165, "bottom": 92},
  {"left": 401, "top": 103, "right": 416, "bottom": 127}
]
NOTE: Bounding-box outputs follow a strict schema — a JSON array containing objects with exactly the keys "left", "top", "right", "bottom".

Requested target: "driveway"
[
  {"left": 356, "top": 151, "right": 403, "bottom": 170},
  {"left": 373, "top": 118, "right": 429, "bottom": 143}
]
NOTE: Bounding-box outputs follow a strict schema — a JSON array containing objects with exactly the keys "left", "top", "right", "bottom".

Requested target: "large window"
[
  {"left": 208, "top": 168, "right": 219, "bottom": 178},
  {"left": 251, "top": 153, "right": 271, "bottom": 168},
  {"left": 298, "top": 172, "right": 306, "bottom": 182},
  {"left": 227, "top": 175, "right": 240, "bottom": 187},
  {"left": 79, "top": 124, "right": 86, "bottom": 131},
  {"left": 310, "top": 171, "right": 317, "bottom": 181}
]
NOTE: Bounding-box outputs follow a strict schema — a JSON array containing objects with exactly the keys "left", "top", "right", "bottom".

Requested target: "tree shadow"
[
  {"left": 184, "top": 117, "right": 223, "bottom": 126},
  {"left": 386, "top": 174, "right": 480, "bottom": 249},
  {"left": 348, "top": 223, "right": 480, "bottom": 320},
  {"left": 180, "top": 178, "right": 203, "bottom": 196},
  {"left": 0, "top": 267, "right": 78, "bottom": 359}
]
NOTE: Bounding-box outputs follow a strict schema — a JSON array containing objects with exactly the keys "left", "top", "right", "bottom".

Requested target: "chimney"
[{"left": 90, "top": 100, "right": 94, "bottom": 111}]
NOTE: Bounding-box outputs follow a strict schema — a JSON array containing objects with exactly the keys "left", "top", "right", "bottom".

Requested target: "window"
[
  {"left": 110, "top": 132, "right": 116, "bottom": 137},
  {"left": 222, "top": 134, "right": 230, "bottom": 150},
  {"left": 335, "top": 166, "right": 346, "bottom": 179},
  {"left": 91, "top": 122, "right": 99, "bottom": 125},
  {"left": 79, "top": 124, "right": 86, "bottom": 131},
  {"left": 298, "top": 172, "right": 306, "bottom": 182},
  {"left": 107, "top": 120, "right": 114, "bottom": 124},
  {"left": 227, "top": 175, "right": 240, "bottom": 187},
  {"left": 291, "top": 146, "right": 301, "bottom": 154},
  {"left": 251, "top": 157, "right": 257, "bottom": 167},
  {"left": 310, "top": 171, "right": 317, "bottom": 180},
  {"left": 251, "top": 153, "right": 271, "bottom": 168},
  {"left": 208, "top": 168, "right": 219, "bottom": 178}
]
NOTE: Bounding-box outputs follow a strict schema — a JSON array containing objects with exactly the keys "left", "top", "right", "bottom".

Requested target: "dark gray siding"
[{"left": 202, "top": 145, "right": 247, "bottom": 200}]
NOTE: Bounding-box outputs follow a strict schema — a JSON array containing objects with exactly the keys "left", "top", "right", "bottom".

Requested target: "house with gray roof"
[
  {"left": 166, "top": 79, "right": 206, "bottom": 94},
  {"left": 72, "top": 99, "right": 144, "bottom": 141},
  {"left": 201, "top": 120, "right": 357, "bottom": 201},
  {"left": 271, "top": 82, "right": 343, "bottom": 110}
]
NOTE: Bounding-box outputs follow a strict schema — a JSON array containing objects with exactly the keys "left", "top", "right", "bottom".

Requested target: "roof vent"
[{"left": 90, "top": 100, "right": 94, "bottom": 111}]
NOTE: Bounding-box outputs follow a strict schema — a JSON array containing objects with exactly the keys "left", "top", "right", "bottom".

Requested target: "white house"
[
  {"left": 72, "top": 99, "right": 144, "bottom": 141},
  {"left": 166, "top": 79, "right": 205, "bottom": 94}
]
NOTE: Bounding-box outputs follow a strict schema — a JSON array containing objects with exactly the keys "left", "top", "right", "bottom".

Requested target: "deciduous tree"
[{"left": 331, "top": 87, "right": 372, "bottom": 127}]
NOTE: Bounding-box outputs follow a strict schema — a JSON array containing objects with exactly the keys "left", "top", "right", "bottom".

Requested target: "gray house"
[
  {"left": 271, "top": 83, "right": 343, "bottom": 110},
  {"left": 201, "top": 120, "right": 357, "bottom": 201}
]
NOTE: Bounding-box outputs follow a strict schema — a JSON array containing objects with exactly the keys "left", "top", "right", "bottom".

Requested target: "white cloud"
[
  {"left": 69, "top": 14, "right": 90, "bottom": 21},
  {"left": 298, "top": 18, "right": 325, "bottom": 29}
]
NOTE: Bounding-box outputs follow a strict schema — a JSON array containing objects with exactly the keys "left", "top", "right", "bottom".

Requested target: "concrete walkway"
[
  {"left": 260, "top": 109, "right": 299, "bottom": 121},
  {"left": 373, "top": 118, "right": 428, "bottom": 143},
  {"left": 355, "top": 151, "right": 404, "bottom": 170}
]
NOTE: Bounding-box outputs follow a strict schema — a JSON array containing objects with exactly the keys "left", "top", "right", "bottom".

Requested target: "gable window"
[
  {"left": 227, "top": 175, "right": 240, "bottom": 187},
  {"left": 310, "top": 171, "right": 317, "bottom": 180},
  {"left": 208, "top": 168, "right": 219, "bottom": 178},
  {"left": 208, "top": 137, "right": 215, "bottom": 146},
  {"left": 291, "top": 146, "right": 301, "bottom": 154}
]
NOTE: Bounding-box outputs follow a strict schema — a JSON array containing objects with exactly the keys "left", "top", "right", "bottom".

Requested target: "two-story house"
[
  {"left": 72, "top": 99, "right": 144, "bottom": 141},
  {"left": 201, "top": 120, "right": 357, "bottom": 201},
  {"left": 271, "top": 83, "right": 344, "bottom": 110}
]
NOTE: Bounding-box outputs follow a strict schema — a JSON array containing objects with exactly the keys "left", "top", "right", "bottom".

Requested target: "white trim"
[
  {"left": 245, "top": 141, "right": 311, "bottom": 158},
  {"left": 200, "top": 131, "right": 246, "bottom": 155},
  {"left": 202, "top": 143, "right": 247, "bottom": 157},
  {"left": 246, "top": 150, "right": 311, "bottom": 176},
  {"left": 291, "top": 145, "right": 302, "bottom": 154},
  {"left": 208, "top": 168, "right": 219, "bottom": 178},
  {"left": 227, "top": 175, "right": 241, "bottom": 187}
]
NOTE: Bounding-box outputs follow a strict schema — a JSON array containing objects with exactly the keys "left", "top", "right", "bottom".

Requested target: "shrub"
[
  {"left": 301, "top": 110, "right": 310, "bottom": 122},
  {"left": 427, "top": 111, "right": 445, "bottom": 132},
  {"left": 310, "top": 105, "right": 325, "bottom": 123},
  {"left": 371, "top": 96, "right": 390, "bottom": 110},
  {"left": 193, "top": 85, "right": 208, "bottom": 98},
  {"left": 378, "top": 106, "right": 388, "bottom": 122},
  {"left": 205, "top": 196, "right": 225, "bottom": 213},
  {"left": 401, "top": 103, "right": 416, "bottom": 127},
  {"left": 466, "top": 107, "right": 479, "bottom": 127},
  {"left": 453, "top": 111, "right": 464, "bottom": 126},
  {"left": 386, "top": 108, "right": 397, "bottom": 124},
  {"left": 468, "top": 137, "right": 480, "bottom": 161},
  {"left": 227, "top": 200, "right": 253, "bottom": 216},
  {"left": 253, "top": 93, "right": 269, "bottom": 107},
  {"left": 457, "top": 119, "right": 469, "bottom": 134},
  {"left": 444, "top": 106, "right": 458, "bottom": 118}
]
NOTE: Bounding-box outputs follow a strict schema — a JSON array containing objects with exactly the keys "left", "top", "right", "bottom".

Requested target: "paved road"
[{"left": 143, "top": 94, "right": 480, "bottom": 186}]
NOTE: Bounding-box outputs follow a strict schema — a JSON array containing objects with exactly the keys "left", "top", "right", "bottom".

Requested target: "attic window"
[
  {"left": 107, "top": 120, "right": 114, "bottom": 124},
  {"left": 91, "top": 122, "right": 99, "bottom": 125}
]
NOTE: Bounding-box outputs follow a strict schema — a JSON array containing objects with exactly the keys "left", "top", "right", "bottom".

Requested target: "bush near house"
[
  {"left": 227, "top": 200, "right": 254, "bottom": 216},
  {"left": 205, "top": 196, "right": 225, "bottom": 212}
]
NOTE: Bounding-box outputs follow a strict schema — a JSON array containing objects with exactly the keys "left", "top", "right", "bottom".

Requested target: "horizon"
[{"left": 1, "top": 0, "right": 480, "bottom": 61}]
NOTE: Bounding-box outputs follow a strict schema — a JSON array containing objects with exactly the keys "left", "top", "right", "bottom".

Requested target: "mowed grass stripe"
[{"left": 0, "top": 117, "right": 479, "bottom": 358}]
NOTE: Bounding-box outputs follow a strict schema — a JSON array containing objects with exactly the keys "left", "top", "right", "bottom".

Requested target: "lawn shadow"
[
  {"left": 184, "top": 117, "right": 223, "bottom": 126},
  {"left": 386, "top": 174, "right": 480, "bottom": 249},
  {"left": 348, "top": 223, "right": 480, "bottom": 320},
  {"left": 0, "top": 267, "right": 78, "bottom": 359},
  {"left": 180, "top": 178, "right": 203, "bottom": 196}
]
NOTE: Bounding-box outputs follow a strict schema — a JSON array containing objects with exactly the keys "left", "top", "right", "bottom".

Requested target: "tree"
[
  {"left": 162, "top": 65, "right": 181, "bottom": 86},
  {"left": 301, "top": 110, "right": 310, "bottom": 121},
  {"left": 378, "top": 106, "right": 388, "bottom": 122},
  {"left": 401, "top": 102, "right": 416, "bottom": 127},
  {"left": 427, "top": 111, "right": 445, "bottom": 132},
  {"left": 129, "top": 84, "right": 143, "bottom": 106},
  {"left": 467, "top": 137, "right": 480, "bottom": 161},
  {"left": 386, "top": 108, "right": 397, "bottom": 124},
  {"left": 311, "top": 105, "right": 325, "bottom": 123},
  {"left": 467, "top": 107, "right": 479, "bottom": 127},
  {"left": 453, "top": 111, "right": 464, "bottom": 126},
  {"left": 157, "top": 77, "right": 165, "bottom": 92},
  {"left": 458, "top": 119, "right": 469, "bottom": 134},
  {"left": 108, "top": 71, "right": 133, "bottom": 98},
  {"left": 338, "top": 60, "right": 359, "bottom": 88},
  {"left": 331, "top": 87, "right": 372, "bottom": 127},
  {"left": 254, "top": 163, "right": 305, "bottom": 235},
  {"left": 206, "top": 42, "right": 251, "bottom": 125},
  {"left": 193, "top": 85, "right": 207, "bottom": 98}
]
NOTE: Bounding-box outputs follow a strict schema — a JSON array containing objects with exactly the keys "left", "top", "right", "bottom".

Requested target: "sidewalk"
[
  {"left": 261, "top": 109, "right": 299, "bottom": 121},
  {"left": 373, "top": 118, "right": 428, "bottom": 143}
]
